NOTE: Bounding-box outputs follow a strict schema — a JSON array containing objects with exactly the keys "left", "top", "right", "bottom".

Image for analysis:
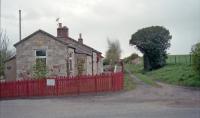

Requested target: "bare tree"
[{"left": 0, "top": 30, "right": 13, "bottom": 78}]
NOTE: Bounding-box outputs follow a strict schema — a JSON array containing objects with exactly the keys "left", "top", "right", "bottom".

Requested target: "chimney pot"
[{"left": 78, "top": 33, "right": 83, "bottom": 44}]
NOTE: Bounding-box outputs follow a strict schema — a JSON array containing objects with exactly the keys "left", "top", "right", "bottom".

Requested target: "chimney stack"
[
  {"left": 58, "top": 23, "right": 62, "bottom": 28},
  {"left": 78, "top": 33, "right": 83, "bottom": 44},
  {"left": 57, "top": 23, "right": 68, "bottom": 38}
]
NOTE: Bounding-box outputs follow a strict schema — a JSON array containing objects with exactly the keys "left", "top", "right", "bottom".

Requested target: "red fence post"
[
  {"left": 26, "top": 80, "right": 29, "bottom": 97},
  {"left": 56, "top": 79, "right": 59, "bottom": 96},
  {"left": 0, "top": 73, "right": 124, "bottom": 99},
  {"left": 77, "top": 77, "right": 80, "bottom": 95},
  {"left": 111, "top": 73, "right": 114, "bottom": 92},
  {"left": 95, "top": 75, "right": 97, "bottom": 93}
]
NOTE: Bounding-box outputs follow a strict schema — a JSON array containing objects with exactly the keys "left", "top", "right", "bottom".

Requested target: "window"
[
  {"left": 35, "top": 49, "right": 47, "bottom": 69},
  {"left": 36, "top": 49, "right": 46, "bottom": 56}
]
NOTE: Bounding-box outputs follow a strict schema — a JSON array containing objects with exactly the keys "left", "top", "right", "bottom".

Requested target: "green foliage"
[
  {"left": 125, "top": 64, "right": 159, "bottom": 87},
  {"left": 105, "top": 39, "right": 121, "bottom": 66},
  {"left": 103, "top": 58, "right": 110, "bottom": 65},
  {"left": 124, "top": 71, "right": 136, "bottom": 90},
  {"left": 0, "top": 31, "right": 13, "bottom": 78},
  {"left": 129, "top": 26, "right": 171, "bottom": 71},
  {"left": 191, "top": 42, "right": 200, "bottom": 77},
  {"left": 32, "top": 59, "right": 48, "bottom": 79},
  {"left": 135, "top": 73, "right": 160, "bottom": 87},
  {"left": 126, "top": 60, "right": 200, "bottom": 87},
  {"left": 146, "top": 64, "right": 200, "bottom": 87},
  {"left": 123, "top": 53, "right": 139, "bottom": 64}
]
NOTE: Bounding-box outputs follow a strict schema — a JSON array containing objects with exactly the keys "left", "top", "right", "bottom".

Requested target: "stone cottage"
[{"left": 5, "top": 23, "right": 103, "bottom": 80}]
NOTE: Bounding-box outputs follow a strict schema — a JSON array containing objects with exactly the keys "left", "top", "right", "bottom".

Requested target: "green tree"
[
  {"left": 32, "top": 59, "right": 48, "bottom": 79},
  {"left": 0, "top": 31, "right": 13, "bottom": 78},
  {"left": 191, "top": 42, "right": 200, "bottom": 77},
  {"left": 103, "top": 58, "right": 109, "bottom": 65},
  {"left": 129, "top": 26, "right": 171, "bottom": 71},
  {"left": 105, "top": 39, "right": 121, "bottom": 67}
]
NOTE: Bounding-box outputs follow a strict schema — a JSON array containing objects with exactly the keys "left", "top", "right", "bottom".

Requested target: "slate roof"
[{"left": 13, "top": 29, "right": 101, "bottom": 55}]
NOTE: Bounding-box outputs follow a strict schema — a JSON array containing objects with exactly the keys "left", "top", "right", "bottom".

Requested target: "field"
[{"left": 125, "top": 55, "right": 200, "bottom": 87}]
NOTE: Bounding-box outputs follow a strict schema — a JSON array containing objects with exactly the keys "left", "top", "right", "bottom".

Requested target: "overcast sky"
[{"left": 1, "top": 0, "right": 200, "bottom": 57}]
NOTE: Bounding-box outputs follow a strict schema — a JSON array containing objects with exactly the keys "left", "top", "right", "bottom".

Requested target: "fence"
[
  {"left": 166, "top": 54, "right": 192, "bottom": 65},
  {"left": 0, "top": 72, "right": 124, "bottom": 99}
]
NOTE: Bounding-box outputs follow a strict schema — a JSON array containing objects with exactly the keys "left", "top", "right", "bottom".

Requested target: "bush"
[
  {"left": 103, "top": 58, "right": 110, "bottom": 65},
  {"left": 32, "top": 59, "right": 48, "bottom": 79},
  {"left": 191, "top": 42, "right": 200, "bottom": 78}
]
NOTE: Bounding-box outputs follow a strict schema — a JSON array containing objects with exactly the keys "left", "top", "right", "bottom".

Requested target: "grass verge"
[
  {"left": 135, "top": 73, "right": 161, "bottom": 87},
  {"left": 125, "top": 63, "right": 200, "bottom": 87},
  {"left": 124, "top": 71, "right": 136, "bottom": 91},
  {"left": 146, "top": 64, "right": 200, "bottom": 87}
]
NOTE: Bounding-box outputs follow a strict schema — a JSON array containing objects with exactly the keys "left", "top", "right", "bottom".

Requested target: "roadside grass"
[
  {"left": 125, "top": 64, "right": 160, "bottom": 87},
  {"left": 146, "top": 64, "right": 200, "bottom": 87},
  {"left": 135, "top": 73, "right": 161, "bottom": 87},
  {"left": 125, "top": 59, "right": 200, "bottom": 87},
  {"left": 124, "top": 71, "right": 136, "bottom": 91}
]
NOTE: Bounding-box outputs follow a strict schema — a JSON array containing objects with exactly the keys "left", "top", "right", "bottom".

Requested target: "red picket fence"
[{"left": 0, "top": 72, "right": 124, "bottom": 99}]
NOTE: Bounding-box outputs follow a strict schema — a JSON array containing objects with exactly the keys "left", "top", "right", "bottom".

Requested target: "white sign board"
[{"left": 46, "top": 79, "right": 55, "bottom": 86}]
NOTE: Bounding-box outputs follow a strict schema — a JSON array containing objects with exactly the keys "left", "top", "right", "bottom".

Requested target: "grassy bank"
[
  {"left": 146, "top": 64, "right": 200, "bottom": 87},
  {"left": 125, "top": 64, "right": 159, "bottom": 87},
  {"left": 124, "top": 71, "right": 136, "bottom": 90},
  {"left": 125, "top": 56, "right": 200, "bottom": 87}
]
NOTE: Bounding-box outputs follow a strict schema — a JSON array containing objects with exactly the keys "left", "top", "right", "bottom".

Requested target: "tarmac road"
[
  {"left": 0, "top": 96, "right": 199, "bottom": 118},
  {"left": 1, "top": 71, "right": 200, "bottom": 118}
]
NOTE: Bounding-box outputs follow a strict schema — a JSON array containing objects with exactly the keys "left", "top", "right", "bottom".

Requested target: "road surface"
[{"left": 0, "top": 72, "right": 200, "bottom": 118}]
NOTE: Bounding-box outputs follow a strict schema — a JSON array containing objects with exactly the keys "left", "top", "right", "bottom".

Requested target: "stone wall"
[
  {"left": 15, "top": 32, "right": 68, "bottom": 80},
  {"left": 4, "top": 58, "right": 16, "bottom": 81},
  {"left": 14, "top": 31, "right": 103, "bottom": 80}
]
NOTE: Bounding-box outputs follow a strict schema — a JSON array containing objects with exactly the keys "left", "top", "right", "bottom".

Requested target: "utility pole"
[
  {"left": 19, "top": 10, "right": 21, "bottom": 41},
  {"left": 0, "top": 0, "right": 2, "bottom": 30}
]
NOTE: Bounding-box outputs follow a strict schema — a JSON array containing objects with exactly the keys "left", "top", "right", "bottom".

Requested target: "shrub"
[{"left": 191, "top": 42, "right": 200, "bottom": 78}]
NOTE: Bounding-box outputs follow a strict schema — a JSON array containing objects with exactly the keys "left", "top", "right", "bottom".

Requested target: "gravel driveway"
[{"left": 0, "top": 73, "right": 200, "bottom": 118}]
